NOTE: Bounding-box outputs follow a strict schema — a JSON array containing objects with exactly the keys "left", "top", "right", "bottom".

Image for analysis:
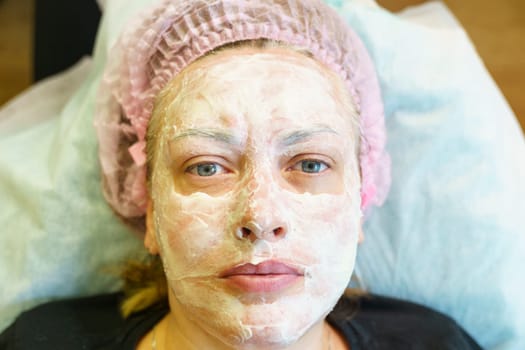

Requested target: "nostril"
[
  {"left": 273, "top": 227, "right": 285, "bottom": 237},
  {"left": 241, "top": 227, "right": 251, "bottom": 238},
  {"left": 237, "top": 224, "right": 287, "bottom": 241}
]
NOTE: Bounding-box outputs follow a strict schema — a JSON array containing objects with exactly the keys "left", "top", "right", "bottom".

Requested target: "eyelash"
[
  {"left": 185, "top": 158, "right": 330, "bottom": 178},
  {"left": 185, "top": 162, "right": 228, "bottom": 177},
  {"left": 288, "top": 159, "right": 330, "bottom": 174}
]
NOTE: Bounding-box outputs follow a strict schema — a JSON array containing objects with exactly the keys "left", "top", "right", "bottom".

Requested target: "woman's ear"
[{"left": 144, "top": 200, "right": 160, "bottom": 255}]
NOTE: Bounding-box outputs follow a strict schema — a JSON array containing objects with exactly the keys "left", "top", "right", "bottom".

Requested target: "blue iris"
[
  {"left": 196, "top": 163, "right": 217, "bottom": 176},
  {"left": 301, "top": 160, "right": 324, "bottom": 173}
]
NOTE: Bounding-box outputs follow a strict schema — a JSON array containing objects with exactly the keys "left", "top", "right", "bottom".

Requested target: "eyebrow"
[
  {"left": 170, "top": 125, "right": 340, "bottom": 147},
  {"left": 171, "top": 128, "right": 241, "bottom": 146},
  {"left": 279, "top": 126, "right": 340, "bottom": 147}
]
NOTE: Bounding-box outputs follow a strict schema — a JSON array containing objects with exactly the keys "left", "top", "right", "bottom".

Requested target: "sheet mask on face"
[{"left": 147, "top": 47, "right": 362, "bottom": 348}]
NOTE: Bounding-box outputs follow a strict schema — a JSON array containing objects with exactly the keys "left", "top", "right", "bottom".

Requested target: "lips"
[{"left": 220, "top": 260, "right": 303, "bottom": 293}]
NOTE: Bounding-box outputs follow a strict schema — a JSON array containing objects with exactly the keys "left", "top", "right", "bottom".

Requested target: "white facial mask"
[{"left": 149, "top": 47, "right": 361, "bottom": 348}]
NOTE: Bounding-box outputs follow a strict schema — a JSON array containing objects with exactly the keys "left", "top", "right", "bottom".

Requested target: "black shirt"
[{"left": 0, "top": 293, "right": 482, "bottom": 349}]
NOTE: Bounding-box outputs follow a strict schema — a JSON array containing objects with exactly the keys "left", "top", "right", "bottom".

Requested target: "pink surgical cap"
[{"left": 95, "top": 0, "right": 391, "bottom": 220}]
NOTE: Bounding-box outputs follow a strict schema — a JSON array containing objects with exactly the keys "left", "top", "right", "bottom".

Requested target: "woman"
[{"left": 0, "top": 0, "right": 482, "bottom": 349}]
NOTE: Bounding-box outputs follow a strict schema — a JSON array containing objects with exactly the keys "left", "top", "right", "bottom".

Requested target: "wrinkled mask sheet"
[{"left": 149, "top": 48, "right": 362, "bottom": 348}]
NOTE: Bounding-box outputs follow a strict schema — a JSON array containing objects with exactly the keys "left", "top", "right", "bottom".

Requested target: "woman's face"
[{"left": 147, "top": 46, "right": 361, "bottom": 348}]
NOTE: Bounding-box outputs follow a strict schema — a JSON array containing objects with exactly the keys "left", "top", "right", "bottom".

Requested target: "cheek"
[
  {"left": 153, "top": 190, "right": 244, "bottom": 278},
  {"left": 158, "top": 193, "right": 227, "bottom": 249},
  {"left": 286, "top": 191, "right": 358, "bottom": 246},
  {"left": 279, "top": 192, "right": 360, "bottom": 289}
]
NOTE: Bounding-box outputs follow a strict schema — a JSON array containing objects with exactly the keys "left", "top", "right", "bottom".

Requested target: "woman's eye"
[
  {"left": 292, "top": 160, "right": 329, "bottom": 174},
  {"left": 186, "top": 163, "right": 224, "bottom": 177}
]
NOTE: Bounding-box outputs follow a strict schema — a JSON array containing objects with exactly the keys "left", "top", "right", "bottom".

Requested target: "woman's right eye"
[{"left": 186, "top": 163, "right": 226, "bottom": 177}]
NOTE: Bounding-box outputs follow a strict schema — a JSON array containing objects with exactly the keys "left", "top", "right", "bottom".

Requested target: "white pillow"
[
  {"left": 0, "top": 27, "right": 144, "bottom": 332},
  {"left": 336, "top": 2, "right": 525, "bottom": 349}
]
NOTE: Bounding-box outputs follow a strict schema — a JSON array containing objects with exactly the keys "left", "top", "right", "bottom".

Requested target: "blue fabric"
[{"left": 329, "top": 2, "right": 525, "bottom": 349}]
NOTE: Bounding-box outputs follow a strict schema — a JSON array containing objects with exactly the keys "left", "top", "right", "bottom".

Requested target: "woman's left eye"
[
  {"left": 186, "top": 163, "right": 225, "bottom": 177},
  {"left": 291, "top": 160, "right": 329, "bottom": 174}
]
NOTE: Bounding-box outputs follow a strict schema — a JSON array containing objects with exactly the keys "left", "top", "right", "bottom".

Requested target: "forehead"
[{"left": 159, "top": 47, "right": 356, "bottom": 136}]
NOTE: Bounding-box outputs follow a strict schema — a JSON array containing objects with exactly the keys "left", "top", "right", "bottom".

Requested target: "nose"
[
  {"left": 237, "top": 220, "right": 288, "bottom": 243},
  {"left": 235, "top": 176, "right": 289, "bottom": 243}
]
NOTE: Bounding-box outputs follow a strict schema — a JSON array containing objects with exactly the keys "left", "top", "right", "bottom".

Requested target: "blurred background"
[{"left": 0, "top": 0, "right": 524, "bottom": 130}]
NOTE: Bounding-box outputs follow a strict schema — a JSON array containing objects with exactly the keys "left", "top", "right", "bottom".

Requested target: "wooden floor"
[
  {"left": 0, "top": 0, "right": 32, "bottom": 106},
  {"left": 0, "top": 0, "right": 524, "bottom": 130}
]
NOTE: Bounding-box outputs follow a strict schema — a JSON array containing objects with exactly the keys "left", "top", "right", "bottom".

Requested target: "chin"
[
  {"left": 235, "top": 329, "right": 300, "bottom": 350},
  {"left": 230, "top": 294, "right": 333, "bottom": 349},
  {"left": 172, "top": 283, "right": 330, "bottom": 349},
  {"left": 216, "top": 319, "right": 308, "bottom": 350}
]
